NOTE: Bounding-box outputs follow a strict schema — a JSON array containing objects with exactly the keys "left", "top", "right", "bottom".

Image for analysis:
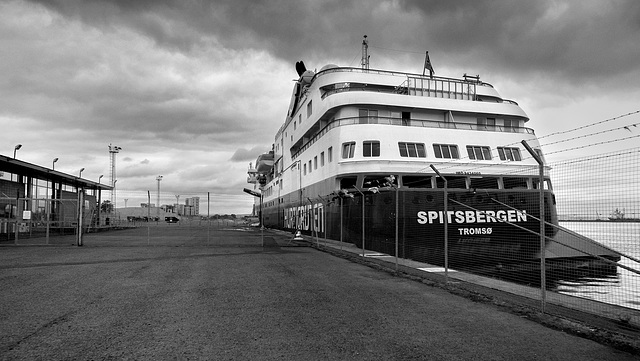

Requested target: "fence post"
[
  {"left": 339, "top": 197, "right": 343, "bottom": 251},
  {"left": 353, "top": 186, "right": 365, "bottom": 257},
  {"left": 147, "top": 191, "right": 151, "bottom": 245},
  {"left": 430, "top": 165, "right": 448, "bottom": 283},
  {"left": 15, "top": 191, "right": 20, "bottom": 245},
  {"left": 395, "top": 186, "right": 399, "bottom": 273},
  {"left": 77, "top": 189, "right": 83, "bottom": 247},
  {"left": 522, "top": 140, "right": 546, "bottom": 313}
]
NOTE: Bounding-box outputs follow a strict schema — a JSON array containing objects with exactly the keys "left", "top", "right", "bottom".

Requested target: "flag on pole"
[{"left": 423, "top": 51, "right": 434, "bottom": 78}]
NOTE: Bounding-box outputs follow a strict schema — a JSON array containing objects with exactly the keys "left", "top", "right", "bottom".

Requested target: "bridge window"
[
  {"left": 342, "top": 142, "right": 356, "bottom": 159},
  {"left": 466, "top": 145, "right": 492, "bottom": 160},
  {"left": 504, "top": 119, "right": 519, "bottom": 132},
  {"left": 433, "top": 144, "right": 459, "bottom": 159},
  {"left": 359, "top": 109, "right": 379, "bottom": 124},
  {"left": 399, "top": 142, "right": 426, "bottom": 158},
  {"left": 497, "top": 147, "right": 522, "bottom": 161},
  {"left": 363, "top": 141, "right": 380, "bottom": 157}
]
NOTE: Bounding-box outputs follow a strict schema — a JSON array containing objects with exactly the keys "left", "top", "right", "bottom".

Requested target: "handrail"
[
  {"left": 291, "top": 116, "right": 535, "bottom": 160},
  {"left": 314, "top": 66, "right": 495, "bottom": 89}
]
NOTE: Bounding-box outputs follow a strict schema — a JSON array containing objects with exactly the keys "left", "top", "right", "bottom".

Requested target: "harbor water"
[{"left": 557, "top": 221, "right": 640, "bottom": 310}]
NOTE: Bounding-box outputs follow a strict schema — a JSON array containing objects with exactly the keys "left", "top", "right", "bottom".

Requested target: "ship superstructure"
[{"left": 248, "top": 39, "right": 620, "bottom": 269}]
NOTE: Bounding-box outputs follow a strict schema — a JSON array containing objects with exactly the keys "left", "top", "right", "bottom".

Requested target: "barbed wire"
[
  {"left": 539, "top": 122, "right": 640, "bottom": 148},
  {"left": 416, "top": 110, "right": 640, "bottom": 174},
  {"left": 536, "top": 109, "right": 640, "bottom": 142}
]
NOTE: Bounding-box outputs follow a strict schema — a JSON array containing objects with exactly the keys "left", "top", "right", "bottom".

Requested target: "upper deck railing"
[
  {"left": 291, "top": 116, "right": 534, "bottom": 160},
  {"left": 316, "top": 67, "right": 516, "bottom": 103}
]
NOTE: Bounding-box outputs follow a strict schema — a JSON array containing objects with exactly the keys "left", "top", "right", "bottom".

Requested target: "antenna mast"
[{"left": 361, "top": 35, "right": 369, "bottom": 70}]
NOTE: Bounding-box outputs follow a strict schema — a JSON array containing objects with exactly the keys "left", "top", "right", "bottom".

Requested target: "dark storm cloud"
[
  {"left": 398, "top": 0, "right": 640, "bottom": 81},
  {"left": 32, "top": 0, "right": 640, "bottom": 86}
]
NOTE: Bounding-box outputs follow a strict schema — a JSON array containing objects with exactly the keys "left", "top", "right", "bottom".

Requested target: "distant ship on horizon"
[{"left": 609, "top": 208, "right": 640, "bottom": 222}]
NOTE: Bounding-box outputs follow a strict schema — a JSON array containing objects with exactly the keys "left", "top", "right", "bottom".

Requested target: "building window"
[
  {"left": 328, "top": 147, "right": 333, "bottom": 162},
  {"left": 303, "top": 163, "right": 307, "bottom": 175},
  {"left": 314, "top": 156, "right": 318, "bottom": 169},
  {"left": 497, "top": 147, "right": 522, "bottom": 161},
  {"left": 342, "top": 142, "right": 355, "bottom": 159},
  {"left": 309, "top": 160, "right": 312, "bottom": 173},
  {"left": 363, "top": 141, "right": 380, "bottom": 157},
  {"left": 359, "top": 109, "right": 379, "bottom": 124},
  {"left": 299, "top": 114, "right": 302, "bottom": 124},
  {"left": 307, "top": 100, "right": 312, "bottom": 118},
  {"left": 466, "top": 145, "right": 492, "bottom": 160},
  {"left": 320, "top": 152, "right": 325, "bottom": 166},
  {"left": 433, "top": 144, "right": 459, "bottom": 159},
  {"left": 398, "top": 142, "right": 426, "bottom": 158}
]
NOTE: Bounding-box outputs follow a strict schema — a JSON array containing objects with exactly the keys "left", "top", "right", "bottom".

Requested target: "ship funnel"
[{"left": 295, "top": 61, "right": 307, "bottom": 76}]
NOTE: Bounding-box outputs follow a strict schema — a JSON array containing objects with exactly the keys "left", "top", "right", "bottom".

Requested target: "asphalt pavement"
[{"left": 0, "top": 225, "right": 638, "bottom": 360}]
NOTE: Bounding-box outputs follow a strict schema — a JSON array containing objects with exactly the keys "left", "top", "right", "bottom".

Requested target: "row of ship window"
[
  {"left": 341, "top": 141, "right": 523, "bottom": 161},
  {"left": 302, "top": 142, "right": 525, "bottom": 178},
  {"left": 303, "top": 147, "right": 333, "bottom": 176}
]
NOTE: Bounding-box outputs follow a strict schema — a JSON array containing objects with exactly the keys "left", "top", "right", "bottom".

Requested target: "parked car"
[{"left": 165, "top": 216, "right": 180, "bottom": 223}]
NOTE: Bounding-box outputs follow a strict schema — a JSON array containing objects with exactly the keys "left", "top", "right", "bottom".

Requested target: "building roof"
[{"left": 0, "top": 154, "right": 112, "bottom": 191}]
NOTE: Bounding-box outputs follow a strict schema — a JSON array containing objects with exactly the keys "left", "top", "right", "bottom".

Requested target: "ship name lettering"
[
  {"left": 458, "top": 227, "right": 493, "bottom": 235},
  {"left": 284, "top": 203, "right": 324, "bottom": 232},
  {"left": 416, "top": 210, "right": 527, "bottom": 225}
]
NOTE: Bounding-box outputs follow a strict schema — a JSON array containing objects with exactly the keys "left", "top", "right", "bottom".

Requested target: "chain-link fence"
[
  {"left": 3, "top": 149, "right": 638, "bottom": 327},
  {"left": 1, "top": 197, "right": 83, "bottom": 244},
  {"left": 1, "top": 189, "right": 251, "bottom": 245},
  {"left": 304, "top": 148, "right": 640, "bottom": 327}
]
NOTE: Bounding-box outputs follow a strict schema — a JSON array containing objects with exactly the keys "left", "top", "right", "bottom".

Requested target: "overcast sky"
[{"left": 2, "top": 0, "right": 639, "bottom": 214}]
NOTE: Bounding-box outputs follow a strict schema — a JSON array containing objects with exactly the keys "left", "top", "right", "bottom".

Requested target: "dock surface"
[{"left": 0, "top": 226, "right": 637, "bottom": 360}]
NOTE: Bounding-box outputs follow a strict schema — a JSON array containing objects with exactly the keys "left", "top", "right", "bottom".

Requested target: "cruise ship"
[{"left": 247, "top": 37, "right": 620, "bottom": 271}]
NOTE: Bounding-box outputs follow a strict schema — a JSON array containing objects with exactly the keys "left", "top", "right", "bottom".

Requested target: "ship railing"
[
  {"left": 291, "top": 116, "right": 535, "bottom": 160},
  {"left": 405, "top": 76, "right": 476, "bottom": 101},
  {"left": 316, "top": 66, "right": 495, "bottom": 89}
]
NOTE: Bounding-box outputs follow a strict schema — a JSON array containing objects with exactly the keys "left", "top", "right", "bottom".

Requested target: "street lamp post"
[
  {"left": 13, "top": 144, "right": 22, "bottom": 159},
  {"left": 79, "top": 168, "right": 85, "bottom": 178},
  {"left": 52, "top": 158, "right": 58, "bottom": 170},
  {"left": 243, "top": 188, "right": 263, "bottom": 246},
  {"left": 98, "top": 175, "right": 103, "bottom": 184}
]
